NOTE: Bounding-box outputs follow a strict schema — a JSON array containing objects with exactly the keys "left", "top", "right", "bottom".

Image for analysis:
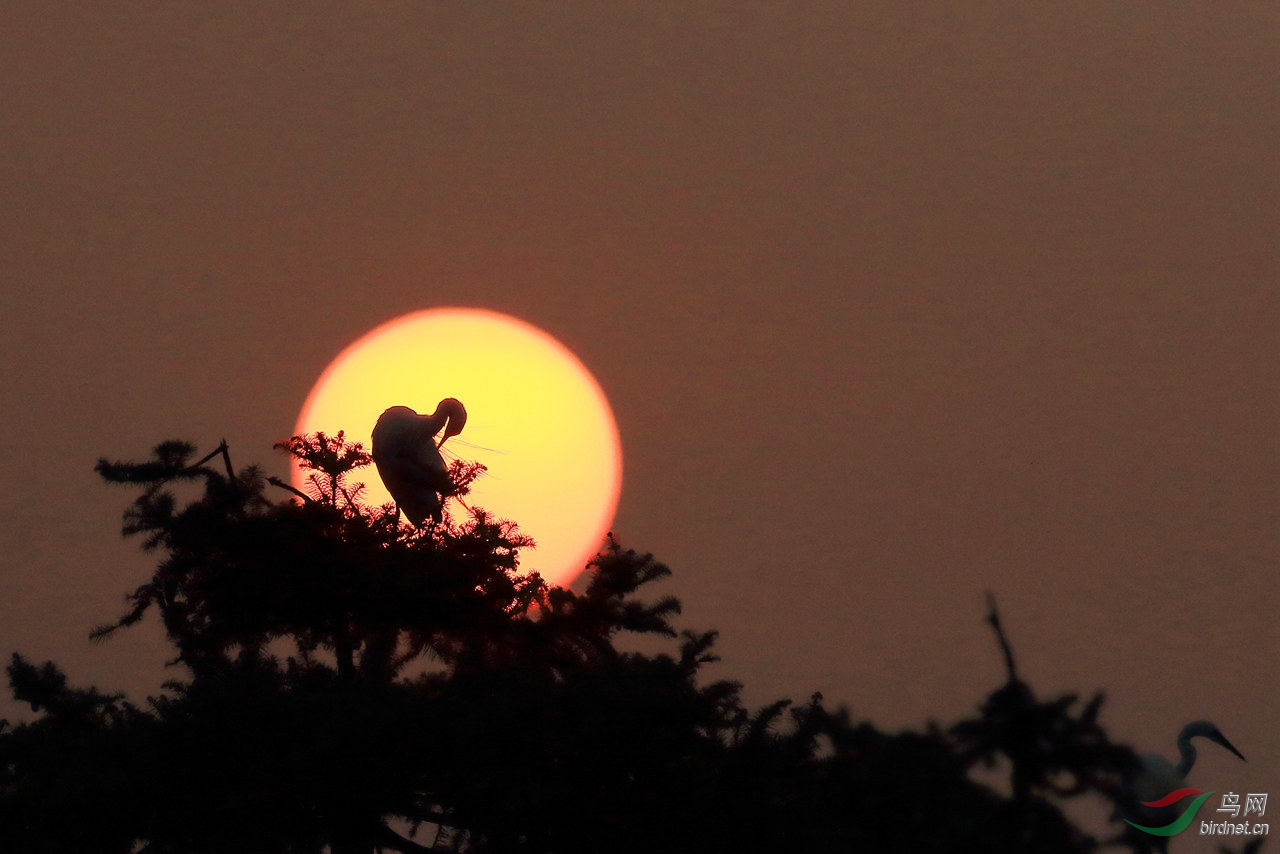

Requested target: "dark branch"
[
  {"left": 188, "top": 440, "right": 233, "bottom": 479},
  {"left": 267, "top": 476, "right": 313, "bottom": 503},
  {"left": 985, "top": 591, "right": 1018, "bottom": 683}
]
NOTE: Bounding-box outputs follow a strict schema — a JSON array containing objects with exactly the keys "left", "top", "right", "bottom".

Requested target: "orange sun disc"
[{"left": 294, "top": 308, "right": 623, "bottom": 588}]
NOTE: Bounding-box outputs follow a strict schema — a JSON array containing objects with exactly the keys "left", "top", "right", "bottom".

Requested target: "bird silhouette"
[
  {"left": 371, "top": 399, "right": 467, "bottom": 526},
  {"left": 1120, "top": 720, "right": 1246, "bottom": 852}
]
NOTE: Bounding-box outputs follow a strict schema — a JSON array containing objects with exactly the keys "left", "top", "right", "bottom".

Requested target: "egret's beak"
[{"left": 1217, "top": 733, "right": 1247, "bottom": 762}]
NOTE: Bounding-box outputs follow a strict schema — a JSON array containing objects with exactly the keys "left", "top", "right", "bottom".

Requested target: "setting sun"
[{"left": 294, "top": 308, "right": 622, "bottom": 587}]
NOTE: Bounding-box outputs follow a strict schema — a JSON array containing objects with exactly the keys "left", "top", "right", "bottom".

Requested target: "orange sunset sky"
[{"left": 0, "top": 4, "right": 1275, "bottom": 839}]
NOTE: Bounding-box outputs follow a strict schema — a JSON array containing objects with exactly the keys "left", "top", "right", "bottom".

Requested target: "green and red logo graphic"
[{"left": 1125, "top": 787, "right": 1214, "bottom": 837}]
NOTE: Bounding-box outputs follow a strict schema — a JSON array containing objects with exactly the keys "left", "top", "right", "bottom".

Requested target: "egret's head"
[
  {"left": 1188, "top": 721, "right": 1246, "bottom": 763},
  {"left": 436, "top": 397, "right": 467, "bottom": 445}
]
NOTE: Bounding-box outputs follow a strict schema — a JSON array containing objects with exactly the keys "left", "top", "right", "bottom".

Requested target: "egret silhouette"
[
  {"left": 371, "top": 399, "right": 467, "bottom": 526},
  {"left": 1120, "top": 721, "right": 1246, "bottom": 851}
]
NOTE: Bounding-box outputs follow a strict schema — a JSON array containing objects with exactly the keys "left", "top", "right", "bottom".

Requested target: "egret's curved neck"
[
  {"left": 418, "top": 410, "right": 448, "bottom": 439},
  {"left": 1176, "top": 732, "right": 1197, "bottom": 778}
]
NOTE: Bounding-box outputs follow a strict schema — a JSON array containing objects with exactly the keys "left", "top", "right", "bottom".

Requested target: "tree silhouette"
[{"left": 0, "top": 435, "right": 1261, "bottom": 853}]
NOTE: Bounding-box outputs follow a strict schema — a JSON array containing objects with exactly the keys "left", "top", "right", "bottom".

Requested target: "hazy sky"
[{"left": 2, "top": 2, "right": 1275, "bottom": 828}]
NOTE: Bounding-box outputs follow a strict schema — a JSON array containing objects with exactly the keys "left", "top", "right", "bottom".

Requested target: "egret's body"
[
  {"left": 371, "top": 399, "right": 467, "bottom": 526},
  {"left": 1121, "top": 721, "right": 1245, "bottom": 851}
]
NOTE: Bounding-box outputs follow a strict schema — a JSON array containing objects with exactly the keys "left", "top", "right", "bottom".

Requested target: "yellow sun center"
[{"left": 294, "top": 308, "right": 622, "bottom": 588}]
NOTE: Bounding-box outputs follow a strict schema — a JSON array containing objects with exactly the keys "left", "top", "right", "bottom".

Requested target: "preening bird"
[
  {"left": 371, "top": 399, "right": 468, "bottom": 526},
  {"left": 1120, "top": 720, "right": 1246, "bottom": 850}
]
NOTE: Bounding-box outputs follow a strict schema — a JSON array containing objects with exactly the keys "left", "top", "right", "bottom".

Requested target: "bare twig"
[
  {"left": 267, "top": 476, "right": 313, "bottom": 503},
  {"left": 985, "top": 591, "right": 1018, "bottom": 683},
  {"left": 185, "top": 439, "right": 235, "bottom": 480},
  {"left": 217, "top": 439, "right": 234, "bottom": 479}
]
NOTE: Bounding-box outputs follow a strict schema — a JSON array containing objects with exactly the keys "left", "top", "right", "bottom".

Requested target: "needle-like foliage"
[{"left": 0, "top": 435, "right": 1242, "bottom": 854}]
